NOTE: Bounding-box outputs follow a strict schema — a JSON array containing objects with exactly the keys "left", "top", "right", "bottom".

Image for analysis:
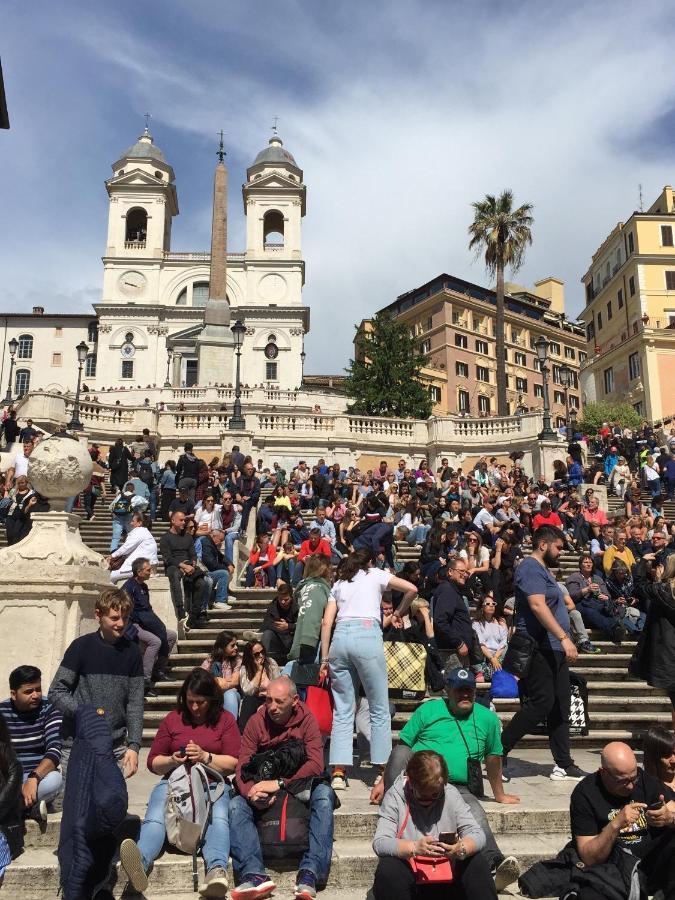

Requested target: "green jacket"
[{"left": 289, "top": 577, "right": 331, "bottom": 661}]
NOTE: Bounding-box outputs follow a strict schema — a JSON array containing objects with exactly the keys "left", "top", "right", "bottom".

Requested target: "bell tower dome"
[
  {"left": 104, "top": 125, "right": 178, "bottom": 259},
  {"left": 243, "top": 133, "right": 306, "bottom": 264}
]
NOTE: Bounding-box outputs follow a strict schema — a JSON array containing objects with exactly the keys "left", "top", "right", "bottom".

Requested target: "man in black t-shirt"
[{"left": 570, "top": 742, "right": 675, "bottom": 898}]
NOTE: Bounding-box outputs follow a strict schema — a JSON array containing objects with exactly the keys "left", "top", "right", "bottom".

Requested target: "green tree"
[
  {"left": 468, "top": 190, "right": 534, "bottom": 417},
  {"left": 345, "top": 313, "right": 433, "bottom": 419},
  {"left": 577, "top": 401, "right": 642, "bottom": 435}
]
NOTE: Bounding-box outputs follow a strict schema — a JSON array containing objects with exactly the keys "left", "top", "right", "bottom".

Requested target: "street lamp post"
[
  {"left": 164, "top": 347, "right": 173, "bottom": 389},
  {"left": 3, "top": 337, "right": 18, "bottom": 405},
  {"left": 68, "top": 341, "right": 90, "bottom": 431},
  {"left": 569, "top": 406, "right": 578, "bottom": 443},
  {"left": 559, "top": 363, "right": 573, "bottom": 442},
  {"left": 228, "top": 320, "right": 246, "bottom": 430},
  {"left": 535, "top": 335, "right": 557, "bottom": 441}
]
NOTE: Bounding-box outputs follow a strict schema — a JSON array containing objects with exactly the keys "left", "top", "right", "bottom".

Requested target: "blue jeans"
[
  {"left": 328, "top": 618, "right": 391, "bottom": 766},
  {"left": 208, "top": 569, "right": 231, "bottom": 602},
  {"left": 22, "top": 770, "right": 62, "bottom": 804},
  {"left": 110, "top": 514, "right": 131, "bottom": 551},
  {"left": 648, "top": 479, "right": 662, "bottom": 498},
  {"left": 138, "top": 779, "right": 231, "bottom": 872},
  {"left": 406, "top": 524, "right": 431, "bottom": 545},
  {"left": 276, "top": 558, "right": 301, "bottom": 586},
  {"left": 228, "top": 784, "right": 335, "bottom": 883},
  {"left": 149, "top": 488, "right": 158, "bottom": 520},
  {"left": 222, "top": 688, "right": 240, "bottom": 718},
  {"left": 245, "top": 565, "right": 277, "bottom": 587},
  {"left": 224, "top": 531, "right": 239, "bottom": 565}
]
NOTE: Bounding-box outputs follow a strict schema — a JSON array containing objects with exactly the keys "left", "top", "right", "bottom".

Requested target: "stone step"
[{"left": 4, "top": 829, "right": 570, "bottom": 897}]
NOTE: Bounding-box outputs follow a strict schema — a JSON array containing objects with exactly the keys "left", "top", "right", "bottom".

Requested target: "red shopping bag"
[{"left": 304, "top": 678, "right": 334, "bottom": 736}]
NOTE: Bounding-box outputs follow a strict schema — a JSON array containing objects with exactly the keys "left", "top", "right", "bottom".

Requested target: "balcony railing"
[{"left": 124, "top": 241, "right": 146, "bottom": 250}]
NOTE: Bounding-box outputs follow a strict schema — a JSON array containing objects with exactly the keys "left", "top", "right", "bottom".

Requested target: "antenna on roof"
[
  {"left": 272, "top": 116, "right": 279, "bottom": 136},
  {"left": 217, "top": 129, "right": 226, "bottom": 163},
  {"left": 639, "top": 183, "right": 644, "bottom": 212}
]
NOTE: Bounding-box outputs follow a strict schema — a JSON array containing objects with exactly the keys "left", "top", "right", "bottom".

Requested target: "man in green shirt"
[{"left": 372, "top": 667, "right": 521, "bottom": 891}]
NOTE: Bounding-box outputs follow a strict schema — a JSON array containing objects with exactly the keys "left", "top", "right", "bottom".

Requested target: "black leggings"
[{"left": 373, "top": 854, "right": 497, "bottom": 900}]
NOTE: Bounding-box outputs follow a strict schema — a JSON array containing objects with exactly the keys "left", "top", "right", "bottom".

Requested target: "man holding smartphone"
[
  {"left": 501, "top": 526, "right": 589, "bottom": 782},
  {"left": 569, "top": 741, "right": 675, "bottom": 898}
]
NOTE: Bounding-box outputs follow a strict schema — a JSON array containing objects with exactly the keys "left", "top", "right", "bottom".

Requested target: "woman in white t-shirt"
[{"left": 319, "top": 549, "right": 418, "bottom": 790}]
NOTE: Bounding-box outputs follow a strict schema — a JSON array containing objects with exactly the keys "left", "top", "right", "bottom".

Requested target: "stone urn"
[{"left": 28, "top": 434, "right": 93, "bottom": 511}]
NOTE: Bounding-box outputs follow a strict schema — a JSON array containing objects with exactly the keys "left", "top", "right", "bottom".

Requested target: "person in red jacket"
[
  {"left": 532, "top": 499, "right": 562, "bottom": 532},
  {"left": 296, "top": 528, "right": 332, "bottom": 572},
  {"left": 230, "top": 676, "right": 336, "bottom": 900},
  {"left": 245, "top": 534, "right": 277, "bottom": 587}
]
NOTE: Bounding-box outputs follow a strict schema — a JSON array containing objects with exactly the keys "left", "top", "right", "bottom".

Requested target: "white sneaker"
[
  {"left": 550, "top": 765, "right": 568, "bottom": 780},
  {"left": 212, "top": 602, "right": 232, "bottom": 611},
  {"left": 494, "top": 855, "right": 521, "bottom": 892},
  {"left": 242, "top": 630, "right": 263, "bottom": 642}
]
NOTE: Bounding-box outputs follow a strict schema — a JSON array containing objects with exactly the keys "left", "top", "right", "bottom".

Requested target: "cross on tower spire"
[
  {"left": 217, "top": 129, "right": 226, "bottom": 163},
  {"left": 271, "top": 116, "right": 279, "bottom": 136},
  {"left": 143, "top": 112, "right": 151, "bottom": 134}
]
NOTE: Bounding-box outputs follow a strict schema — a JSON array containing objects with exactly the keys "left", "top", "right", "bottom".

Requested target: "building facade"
[
  {"left": 0, "top": 127, "right": 309, "bottom": 398},
  {"left": 579, "top": 186, "right": 675, "bottom": 421},
  {"left": 363, "top": 274, "right": 585, "bottom": 424}
]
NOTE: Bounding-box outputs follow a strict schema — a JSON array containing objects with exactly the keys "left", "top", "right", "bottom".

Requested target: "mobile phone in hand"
[
  {"left": 648, "top": 800, "right": 665, "bottom": 811},
  {"left": 438, "top": 831, "right": 457, "bottom": 845}
]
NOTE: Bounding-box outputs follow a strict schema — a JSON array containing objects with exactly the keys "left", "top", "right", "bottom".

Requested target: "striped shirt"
[{"left": 0, "top": 698, "right": 62, "bottom": 775}]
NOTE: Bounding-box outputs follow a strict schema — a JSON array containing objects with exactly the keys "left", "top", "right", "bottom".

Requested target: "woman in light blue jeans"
[{"left": 320, "top": 549, "right": 418, "bottom": 790}]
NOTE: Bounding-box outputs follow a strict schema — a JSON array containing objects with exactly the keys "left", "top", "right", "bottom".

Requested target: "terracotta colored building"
[{"left": 359, "top": 273, "right": 585, "bottom": 422}]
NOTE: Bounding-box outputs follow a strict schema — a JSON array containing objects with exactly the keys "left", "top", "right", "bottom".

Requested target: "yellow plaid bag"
[{"left": 383, "top": 641, "right": 427, "bottom": 700}]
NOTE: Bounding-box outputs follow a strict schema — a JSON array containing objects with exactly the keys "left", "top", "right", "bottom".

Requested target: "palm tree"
[{"left": 468, "top": 190, "right": 534, "bottom": 417}]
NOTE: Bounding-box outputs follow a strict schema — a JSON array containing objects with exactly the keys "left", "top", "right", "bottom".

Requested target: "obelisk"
[{"left": 197, "top": 132, "right": 235, "bottom": 384}]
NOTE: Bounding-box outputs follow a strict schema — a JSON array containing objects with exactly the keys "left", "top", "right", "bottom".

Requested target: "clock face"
[
  {"left": 118, "top": 270, "right": 147, "bottom": 297},
  {"left": 264, "top": 342, "right": 279, "bottom": 359},
  {"left": 121, "top": 342, "right": 136, "bottom": 359}
]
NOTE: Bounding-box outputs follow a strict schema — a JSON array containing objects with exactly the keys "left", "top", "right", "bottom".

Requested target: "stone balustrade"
[{"left": 17, "top": 391, "right": 564, "bottom": 472}]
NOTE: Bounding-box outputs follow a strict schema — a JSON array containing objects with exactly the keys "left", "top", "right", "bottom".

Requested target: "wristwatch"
[
  {"left": 27, "top": 771, "right": 42, "bottom": 783},
  {"left": 277, "top": 777, "right": 286, "bottom": 790}
]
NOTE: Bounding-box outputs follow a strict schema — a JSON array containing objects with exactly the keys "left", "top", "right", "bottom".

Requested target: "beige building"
[
  {"left": 580, "top": 186, "right": 675, "bottom": 421},
  {"left": 362, "top": 273, "right": 585, "bottom": 423}
]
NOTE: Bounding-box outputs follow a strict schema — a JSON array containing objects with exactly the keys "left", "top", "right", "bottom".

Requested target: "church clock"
[{"left": 118, "top": 270, "right": 147, "bottom": 297}]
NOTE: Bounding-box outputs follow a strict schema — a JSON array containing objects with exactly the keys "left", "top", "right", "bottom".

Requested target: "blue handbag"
[{"left": 490, "top": 669, "right": 519, "bottom": 699}]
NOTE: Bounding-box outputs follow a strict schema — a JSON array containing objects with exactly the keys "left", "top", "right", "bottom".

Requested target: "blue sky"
[{"left": 2, "top": 0, "right": 675, "bottom": 374}]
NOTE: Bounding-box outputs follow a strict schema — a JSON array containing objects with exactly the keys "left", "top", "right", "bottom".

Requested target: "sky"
[{"left": 2, "top": 0, "right": 675, "bottom": 374}]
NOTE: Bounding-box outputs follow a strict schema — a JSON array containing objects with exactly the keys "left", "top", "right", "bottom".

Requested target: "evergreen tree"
[
  {"left": 345, "top": 313, "right": 433, "bottom": 419},
  {"left": 577, "top": 401, "right": 642, "bottom": 435}
]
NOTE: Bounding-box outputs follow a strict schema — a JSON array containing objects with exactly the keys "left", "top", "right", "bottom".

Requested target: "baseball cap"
[{"left": 444, "top": 667, "right": 476, "bottom": 690}]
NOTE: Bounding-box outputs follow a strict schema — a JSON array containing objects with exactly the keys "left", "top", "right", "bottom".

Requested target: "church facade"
[{"left": 0, "top": 127, "right": 309, "bottom": 397}]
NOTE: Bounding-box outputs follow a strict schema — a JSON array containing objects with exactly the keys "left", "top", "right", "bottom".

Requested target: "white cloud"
[{"left": 1, "top": 0, "right": 675, "bottom": 373}]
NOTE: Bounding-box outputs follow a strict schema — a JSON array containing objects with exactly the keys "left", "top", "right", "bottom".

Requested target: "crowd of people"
[{"left": 1, "top": 416, "right": 675, "bottom": 898}]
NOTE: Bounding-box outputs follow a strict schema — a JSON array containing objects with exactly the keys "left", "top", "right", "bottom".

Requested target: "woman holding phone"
[
  {"left": 372, "top": 750, "right": 496, "bottom": 899},
  {"left": 119, "top": 669, "right": 240, "bottom": 899}
]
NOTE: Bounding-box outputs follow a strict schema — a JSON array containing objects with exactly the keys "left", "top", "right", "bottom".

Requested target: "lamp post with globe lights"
[
  {"left": 534, "top": 335, "right": 557, "bottom": 441},
  {"left": 68, "top": 341, "right": 90, "bottom": 431},
  {"left": 229, "top": 320, "right": 246, "bottom": 430},
  {"left": 558, "top": 363, "right": 574, "bottom": 442},
  {"left": 164, "top": 347, "right": 173, "bottom": 389},
  {"left": 3, "top": 336, "right": 18, "bottom": 405}
]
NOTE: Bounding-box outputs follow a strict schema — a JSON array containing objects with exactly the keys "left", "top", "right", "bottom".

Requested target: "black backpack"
[
  {"left": 137, "top": 460, "right": 155, "bottom": 487},
  {"left": 256, "top": 789, "right": 310, "bottom": 858}
]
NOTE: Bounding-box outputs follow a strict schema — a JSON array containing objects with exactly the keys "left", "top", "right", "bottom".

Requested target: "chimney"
[{"left": 32, "top": 306, "right": 44, "bottom": 315}]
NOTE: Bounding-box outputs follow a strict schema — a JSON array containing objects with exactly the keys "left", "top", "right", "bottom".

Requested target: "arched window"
[
  {"left": 192, "top": 282, "right": 209, "bottom": 307},
  {"left": 263, "top": 210, "right": 284, "bottom": 247},
  {"left": 85, "top": 354, "right": 97, "bottom": 378},
  {"left": 17, "top": 334, "right": 33, "bottom": 359},
  {"left": 125, "top": 207, "right": 147, "bottom": 244},
  {"left": 125, "top": 332, "right": 134, "bottom": 344},
  {"left": 87, "top": 322, "right": 98, "bottom": 343},
  {"left": 175, "top": 282, "right": 216, "bottom": 306},
  {"left": 15, "top": 369, "right": 30, "bottom": 397}
]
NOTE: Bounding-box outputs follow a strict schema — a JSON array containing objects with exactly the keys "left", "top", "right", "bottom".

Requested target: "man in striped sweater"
[
  {"left": 48, "top": 586, "right": 144, "bottom": 782},
  {"left": 0, "top": 664, "right": 63, "bottom": 820}
]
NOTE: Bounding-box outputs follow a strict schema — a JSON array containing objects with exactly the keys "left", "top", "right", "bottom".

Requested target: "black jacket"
[
  {"left": 432, "top": 580, "right": 473, "bottom": 651},
  {"left": 200, "top": 534, "right": 233, "bottom": 570},
  {"left": 631, "top": 559, "right": 675, "bottom": 690},
  {"left": 0, "top": 742, "right": 23, "bottom": 858},
  {"left": 176, "top": 452, "right": 200, "bottom": 482},
  {"left": 262, "top": 599, "right": 298, "bottom": 636},
  {"left": 235, "top": 475, "right": 261, "bottom": 504},
  {"left": 1, "top": 418, "right": 19, "bottom": 443}
]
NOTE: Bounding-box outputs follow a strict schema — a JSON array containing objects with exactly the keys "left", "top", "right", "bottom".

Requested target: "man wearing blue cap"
[{"left": 370, "top": 665, "right": 521, "bottom": 892}]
